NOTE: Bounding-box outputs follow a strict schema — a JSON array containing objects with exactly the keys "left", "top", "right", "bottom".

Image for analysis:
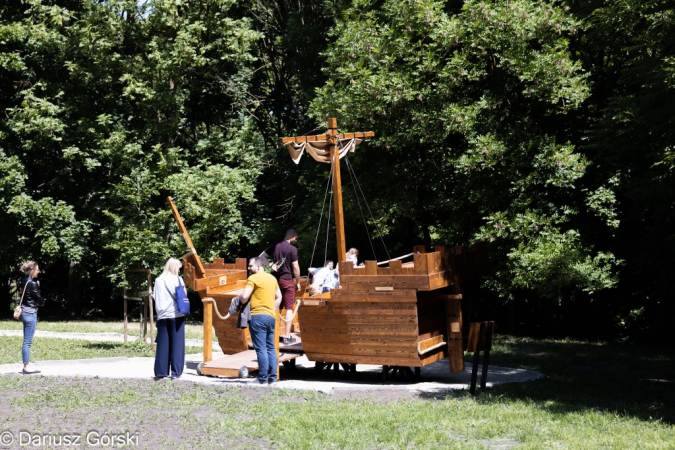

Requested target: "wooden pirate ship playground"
[{"left": 168, "top": 118, "right": 488, "bottom": 380}]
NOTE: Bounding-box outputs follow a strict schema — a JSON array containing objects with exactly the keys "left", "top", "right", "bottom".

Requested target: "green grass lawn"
[
  {"left": 0, "top": 319, "right": 210, "bottom": 340},
  {"left": 3, "top": 374, "right": 671, "bottom": 449},
  {"left": 0, "top": 336, "right": 204, "bottom": 364},
  {"left": 486, "top": 336, "right": 675, "bottom": 426},
  {"left": 0, "top": 334, "right": 673, "bottom": 449},
  {"left": 0, "top": 330, "right": 673, "bottom": 448}
]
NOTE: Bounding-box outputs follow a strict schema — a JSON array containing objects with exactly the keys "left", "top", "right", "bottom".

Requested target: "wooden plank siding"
[
  {"left": 341, "top": 272, "right": 453, "bottom": 291},
  {"left": 184, "top": 246, "right": 476, "bottom": 373},
  {"left": 194, "top": 270, "right": 247, "bottom": 291},
  {"left": 182, "top": 259, "right": 197, "bottom": 291},
  {"left": 299, "top": 296, "right": 421, "bottom": 364},
  {"left": 299, "top": 283, "right": 449, "bottom": 367},
  {"left": 339, "top": 251, "right": 453, "bottom": 291},
  {"left": 211, "top": 294, "right": 249, "bottom": 354}
]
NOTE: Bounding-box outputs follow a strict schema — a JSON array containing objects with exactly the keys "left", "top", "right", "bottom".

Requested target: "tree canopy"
[{"left": 1, "top": 0, "right": 673, "bottom": 341}]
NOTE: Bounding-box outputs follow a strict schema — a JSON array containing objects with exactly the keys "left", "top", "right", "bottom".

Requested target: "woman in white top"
[{"left": 153, "top": 257, "right": 186, "bottom": 379}]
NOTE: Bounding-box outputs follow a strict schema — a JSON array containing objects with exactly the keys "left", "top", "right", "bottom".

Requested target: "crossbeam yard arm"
[
  {"left": 279, "top": 131, "right": 374, "bottom": 144},
  {"left": 279, "top": 119, "right": 375, "bottom": 263},
  {"left": 282, "top": 131, "right": 375, "bottom": 165}
]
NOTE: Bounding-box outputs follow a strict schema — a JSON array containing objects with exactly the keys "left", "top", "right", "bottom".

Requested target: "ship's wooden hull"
[
  {"left": 298, "top": 290, "right": 452, "bottom": 368},
  {"left": 186, "top": 244, "right": 487, "bottom": 376},
  {"left": 298, "top": 247, "right": 465, "bottom": 374}
]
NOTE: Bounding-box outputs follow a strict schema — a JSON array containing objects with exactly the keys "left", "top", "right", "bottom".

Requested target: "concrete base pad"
[{"left": 0, "top": 352, "right": 543, "bottom": 394}]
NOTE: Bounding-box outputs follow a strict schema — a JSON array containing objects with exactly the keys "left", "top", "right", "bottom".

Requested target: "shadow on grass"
[
  {"left": 421, "top": 336, "right": 675, "bottom": 425},
  {"left": 82, "top": 341, "right": 155, "bottom": 355},
  {"left": 82, "top": 342, "right": 120, "bottom": 350},
  {"left": 80, "top": 341, "right": 201, "bottom": 357}
]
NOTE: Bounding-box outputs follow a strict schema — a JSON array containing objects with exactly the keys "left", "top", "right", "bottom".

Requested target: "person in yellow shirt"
[{"left": 240, "top": 257, "right": 282, "bottom": 384}]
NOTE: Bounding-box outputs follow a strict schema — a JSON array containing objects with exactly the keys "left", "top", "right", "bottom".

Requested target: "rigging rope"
[
  {"left": 302, "top": 161, "right": 334, "bottom": 297},
  {"left": 324, "top": 152, "right": 334, "bottom": 266},
  {"left": 281, "top": 299, "right": 302, "bottom": 324},
  {"left": 202, "top": 297, "right": 302, "bottom": 324},
  {"left": 201, "top": 298, "right": 231, "bottom": 320},
  {"left": 302, "top": 125, "right": 325, "bottom": 136},
  {"left": 344, "top": 155, "right": 392, "bottom": 261},
  {"left": 342, "top": 149, "right": 378, "bottom": 261}
]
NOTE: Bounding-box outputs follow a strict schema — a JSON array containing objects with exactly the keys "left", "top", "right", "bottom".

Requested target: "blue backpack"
[{"left": 175, "top": 276, "right": 190, "bottom": 315}]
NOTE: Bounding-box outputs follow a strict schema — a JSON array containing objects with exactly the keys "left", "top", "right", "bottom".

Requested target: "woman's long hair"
[
  {"left": 21, "top": 261, "right": 38, "bottom": 276},
  {"left": 161, "top": 258, "right": 182, "bottom": 277}
]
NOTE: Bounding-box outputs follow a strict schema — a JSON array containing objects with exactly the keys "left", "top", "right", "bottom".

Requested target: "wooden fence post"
[
  {"left": 467, "top": 321, "right": 495, "bottom": 395},
  {"left": 203, "top": 301, "right": 213, "bottom": 363}
]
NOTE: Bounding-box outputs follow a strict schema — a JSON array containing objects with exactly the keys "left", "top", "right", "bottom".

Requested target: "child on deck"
[
  {"left": 308, "top": 261, "right": 336, "bottom": 296},
  {"left": 346, "top": 248, "right": 359, "bottom": 267}
]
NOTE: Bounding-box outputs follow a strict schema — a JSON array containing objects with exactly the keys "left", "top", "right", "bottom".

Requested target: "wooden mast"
[
  {"left": 280, "top": 118, "right": 374, "bottom": 263},
  {"left": 327, "top": 118, "right": 346, "bottom": 262}
]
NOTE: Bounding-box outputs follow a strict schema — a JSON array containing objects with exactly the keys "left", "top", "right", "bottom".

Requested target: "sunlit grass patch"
[
  {"left": 12, "top": 382, "right": 144, "bottom": 411},
  {"left": 0, "top": 319, "right": 210, "bottom": 340},
  {"left": 205, "top": 388, "right": 675, "bottom": 449},
  {"left": 0, "top": 336, "right": 202, "bottom": 364}
]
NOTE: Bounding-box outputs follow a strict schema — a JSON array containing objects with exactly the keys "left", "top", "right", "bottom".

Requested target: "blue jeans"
[
  {"left": 21, "top": 312, "right": 37, "bottom": 365},
  {"left": 249, "top": 314, "right": 277, "bottom": 383},
  {"left": 154, "top": 317, "right": 186, "bottom": 378}
]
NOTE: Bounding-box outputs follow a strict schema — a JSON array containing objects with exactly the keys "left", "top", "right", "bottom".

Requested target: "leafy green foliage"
[
  {"left": 311, "top": 0, "right": 617, "bottom": 300},
  {"left": 0, "top": 0, "right": 673, "bottom": 341},
  {"left": 574, "top": 0, "right": 675, "bottom": 339},
  {"left": 0, "top": 0, "right": 265, "bottom": 308}
]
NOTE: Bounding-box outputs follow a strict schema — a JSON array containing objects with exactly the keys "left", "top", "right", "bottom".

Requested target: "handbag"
[
  {"left": 270, "top": 255, "right": 286, "bottom": 273},
  {"left": 269, "top": 243, "right": 290, "bottom": 273},
  {"left": 13, "top": 281, "right": 28, "bottom": 320},
  {"left": 175, "top": 276, "right": 190, "bottom": 316}
]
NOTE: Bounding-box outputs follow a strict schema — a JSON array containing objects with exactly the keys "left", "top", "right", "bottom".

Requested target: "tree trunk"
[{"left": 67, "top": 261, "right": 81, "bottom": 314}]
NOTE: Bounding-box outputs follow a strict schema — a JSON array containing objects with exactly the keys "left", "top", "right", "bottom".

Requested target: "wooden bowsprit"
[{"left": 166, "top": 196, "right": 205, "bottom": 278}]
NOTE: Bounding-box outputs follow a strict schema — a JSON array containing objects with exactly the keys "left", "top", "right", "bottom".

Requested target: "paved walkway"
[{"left": 0, "top": 331, "right": 543, "bottom": 394}]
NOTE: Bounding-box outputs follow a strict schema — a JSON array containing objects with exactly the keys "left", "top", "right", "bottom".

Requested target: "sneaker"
[{"left": 282, "top": 336, "right": 296, "bottom": 345}]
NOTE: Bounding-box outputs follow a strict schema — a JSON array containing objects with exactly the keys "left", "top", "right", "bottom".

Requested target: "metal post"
[
  {"left": 148, "top": 271, "right": 154, "bottom": 351},
  {"left": 123, "top": 287, "right": 128, "bottom": 344}
]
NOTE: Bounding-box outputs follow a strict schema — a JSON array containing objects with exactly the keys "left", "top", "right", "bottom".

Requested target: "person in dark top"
[
  {"left": 19, "top": 261, "right": 45, "bottom": 374},
  {"left": 259, "top": 228, "right": 300, "bottom": 344}
]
